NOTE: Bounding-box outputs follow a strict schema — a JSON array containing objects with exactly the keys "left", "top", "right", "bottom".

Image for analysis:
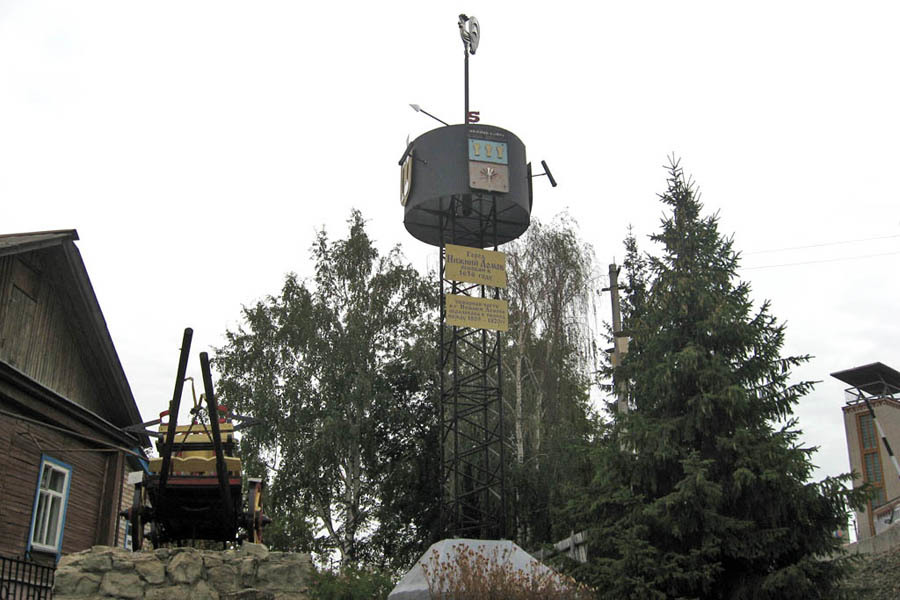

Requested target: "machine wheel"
[
  {"left": 130, "top": 484, "right": 144, "bottom": 552},
  {"left": 148, "top": 521, "right": 159, "bottom": 549},
  {"left": 246, "top": 479, "right": 266, "bottom": 543}
]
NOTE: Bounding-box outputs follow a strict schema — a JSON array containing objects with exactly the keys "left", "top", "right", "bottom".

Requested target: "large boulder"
[{"left": 388, "top": 538, "right": 560, "bottom": 600}]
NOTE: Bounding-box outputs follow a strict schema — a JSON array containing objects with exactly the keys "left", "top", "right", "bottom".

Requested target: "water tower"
[{"left": 399, "top": 15, "right": 554, "bottom": 539}]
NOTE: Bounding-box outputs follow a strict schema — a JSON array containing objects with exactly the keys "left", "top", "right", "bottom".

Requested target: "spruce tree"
[{"left": 578, "top": 159, "right": 865, "bottom": 599}]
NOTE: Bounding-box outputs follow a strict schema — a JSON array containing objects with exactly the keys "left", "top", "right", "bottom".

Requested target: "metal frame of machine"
[{"left": 121, "top": 328, "right": 268, "bottom": 550}]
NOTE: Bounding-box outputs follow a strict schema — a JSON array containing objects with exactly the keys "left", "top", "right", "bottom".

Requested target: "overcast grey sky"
[{"left": 3, "top": 1, "right": 899, "bottom": 517}]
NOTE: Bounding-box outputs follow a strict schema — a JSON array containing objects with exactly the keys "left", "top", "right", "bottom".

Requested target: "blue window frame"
[
  {"left": 27, "top": 455, "right": 73, "bottom": 557},
  {"left": 122, "top": 518, "right": 132, "bottom": 550}
]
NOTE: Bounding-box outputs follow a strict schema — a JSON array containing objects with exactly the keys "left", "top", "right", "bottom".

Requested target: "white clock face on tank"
[
  {"left": 469, "top": 162, "right": 509, "bottom": 192},
  {"left": 468, "top": 137, "right": 509, "bottom": 193}
]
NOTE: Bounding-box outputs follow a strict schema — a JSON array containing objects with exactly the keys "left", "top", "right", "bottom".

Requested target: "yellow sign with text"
[
  {"left": 445, "top": 244, "right": 507, "bottom": 288},
  {"left": 445, "top": 294, "right": 509, "bottom": 332}
]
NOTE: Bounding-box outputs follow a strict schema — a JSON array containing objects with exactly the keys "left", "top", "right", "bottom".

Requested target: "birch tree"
[
  {"left": 503, "top": 215, "right": 601, "bottom": 546},
  {"left": 214, "top": 211, "right": 436, "bottom": 566}
]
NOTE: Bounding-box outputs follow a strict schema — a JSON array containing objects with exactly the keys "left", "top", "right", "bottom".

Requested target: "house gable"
[
  {"left": 0, "top": 230, "right": 143, "bottom": 433},
  {"left": 0, "top": 230, "right": 145, "bottom": 559},
  {"left": 1, "top": 251, "right": 108, "bottom": 415}
]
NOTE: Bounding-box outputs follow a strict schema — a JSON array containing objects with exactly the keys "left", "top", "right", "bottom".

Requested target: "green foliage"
[
  {"left": 309, "top": 566, "right": 395, "bottom": 600},
  {"left": 573, "top": 159, "right": 867, "bottom": 599},
  {"left": 214, "top": 210, "right": 439, "bottom": 568},
  {"left": 503, "top": 215, "right": 602, "bottom": 548}
]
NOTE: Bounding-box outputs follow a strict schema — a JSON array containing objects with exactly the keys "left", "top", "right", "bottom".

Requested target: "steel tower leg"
[{"left": 439, "top": 194, "right": 507, "bottom": 540}]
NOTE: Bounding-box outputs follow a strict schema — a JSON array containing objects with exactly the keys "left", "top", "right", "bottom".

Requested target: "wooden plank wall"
[
  {"left": 0, "top": 405, "right": 122, "bottom": 558},
  {"left": 0, "top": 253, "right": 108, "bottom": 416}
]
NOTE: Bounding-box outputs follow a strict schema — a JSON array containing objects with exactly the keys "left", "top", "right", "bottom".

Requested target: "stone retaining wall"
[
  {"left": 53, "top": 543, "right": 313, "bottom": 600},
  {"left": 844, "top": 519, "right": 900, "bottom": 556}
]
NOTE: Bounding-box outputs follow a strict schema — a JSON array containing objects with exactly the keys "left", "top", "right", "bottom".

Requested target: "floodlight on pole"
[
  {"left": 409, "top": 104, "right": 450, "bottom": 126},
  {"left": 531, "top": 160, "right": 558, "bottom": 187}
]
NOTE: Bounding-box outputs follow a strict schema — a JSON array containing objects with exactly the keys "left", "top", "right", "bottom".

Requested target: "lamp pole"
[{"left": 464, "top": 42, "right": 469, "bottom": 123}]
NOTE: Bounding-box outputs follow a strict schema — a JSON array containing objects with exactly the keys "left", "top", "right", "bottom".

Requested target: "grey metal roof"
[
  {"left": 0, "top": 229, "right": 78, "bottom": 257},
  {"left": 831, "top": 362, "right": 900, "bottom": 397}
]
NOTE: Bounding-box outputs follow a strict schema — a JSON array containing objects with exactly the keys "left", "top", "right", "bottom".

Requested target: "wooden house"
[{"left": 0, "top": 230, "right": 148, "bottom": 565}]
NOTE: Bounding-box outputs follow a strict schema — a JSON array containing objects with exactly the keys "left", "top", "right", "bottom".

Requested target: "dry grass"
[
  {"left": 421, "top": 543, "right": 594, "bottom": 599},
  {"left": 838, "top": 548, "right": 900, "bottom": 599}
]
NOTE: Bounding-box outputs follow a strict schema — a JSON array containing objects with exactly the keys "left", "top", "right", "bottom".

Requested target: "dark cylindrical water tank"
[{"left": 401, "top": 124, "right": 531, "bottom": 248}]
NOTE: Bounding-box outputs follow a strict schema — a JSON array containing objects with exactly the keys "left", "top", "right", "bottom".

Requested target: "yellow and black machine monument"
[{"left": 122, "top": 328, "right": 269, "bottom": 550}]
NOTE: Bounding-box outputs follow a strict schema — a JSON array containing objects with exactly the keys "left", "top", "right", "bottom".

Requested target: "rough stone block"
[
  {"left": 58, "top": 550, "right": 88, "bottom": 568},
  {"left": 191, "top": 578, "right": 220, "bottom": 600},
  {"left": 154, "top": 548, "right": 172, "bottom": 561},
  {"left": 53, "top": 567, "right": 101, "bottom": 596},
  {"left": 100, "top": 570, "right": 144, "bottom": 599},
  {"left": 222, "top": 549, "right": 238, "bottom": 560},
  {"left": 273, "top": 593, "right": 310, "bottom": 600},
  {"left": 145, "top": 584, "right": 192, "bottom": 600},
  {"left": 54, "top": 545, "right": 312, "bottom": 600},
  {"left": 265, "top": 552, "right": 311, "bottom": 572},
  {"left": 204, "top": 554, "right": 225, "bottom": 569},
  {"left": 207, "top": 564, "right": 241, "bottom": 594},
  {"left": 112, "top": 554, "right": 137, "bottom": 571},
  {"left": 256, "top": 562, "right": 306, "bottom": 592},
  {"left": 168, "top": 550, "right": 203, "bottom": 584},
  {"left": 134, "top": 556, "right": 167, "bottom": 584},
  {"left": 223, "top": 589, "right": 276, "bottom": 600},
  {"left": 240, "top": 557, "right": 259, "bottom": 586},
  {"left": 80, "top": 551, "right": 113, "bottom": 573},
  {"left": 239, "top": 543, "right": 270, "bottom": 560}
]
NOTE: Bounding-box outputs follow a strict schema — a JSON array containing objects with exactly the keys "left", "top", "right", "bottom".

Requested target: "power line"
[
  {"left": 744, "top": 233, "right": 900, "bottom": 255},
  {"left": 741, "top": 250, "right": 900, "bottom": 271}
]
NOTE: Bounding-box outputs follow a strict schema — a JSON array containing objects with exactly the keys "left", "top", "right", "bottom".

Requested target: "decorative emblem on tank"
[
  {"left": 468, "top": 136, "right": 509, "bottom": 192},
  {"left": 400, "top": 150, "right": 413, "bottom": 206},
  {"left": 468, "top": 139, "right": 508, "bottom": 164}
]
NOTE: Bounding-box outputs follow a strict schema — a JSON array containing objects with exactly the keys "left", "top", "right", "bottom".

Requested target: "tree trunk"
[
  {"left": 534, "top": 388, "right": 543, "bottom": 463},
  {"left": 515, "top": 351, "right": 525, "bottom": 466}
]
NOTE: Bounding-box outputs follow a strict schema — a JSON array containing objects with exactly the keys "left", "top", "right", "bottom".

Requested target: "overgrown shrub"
[
  {"left": 421, "top": 543, "right": 595, "bottom": 599},
  {"left": 309, "top": 565, "right": 394, "bottom": 600}
]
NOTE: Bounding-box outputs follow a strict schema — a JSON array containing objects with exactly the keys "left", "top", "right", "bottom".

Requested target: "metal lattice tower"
[
  {"left": 399, "top": 15, "right": 550, "bottom": 540},
  {"left": 438, "top": 199, "right": 506, "bottom": 539}
]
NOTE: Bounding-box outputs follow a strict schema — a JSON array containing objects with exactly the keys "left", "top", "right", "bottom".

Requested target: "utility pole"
[{"left": 604, "top": 263, "right": 629, "bottom": 415}]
